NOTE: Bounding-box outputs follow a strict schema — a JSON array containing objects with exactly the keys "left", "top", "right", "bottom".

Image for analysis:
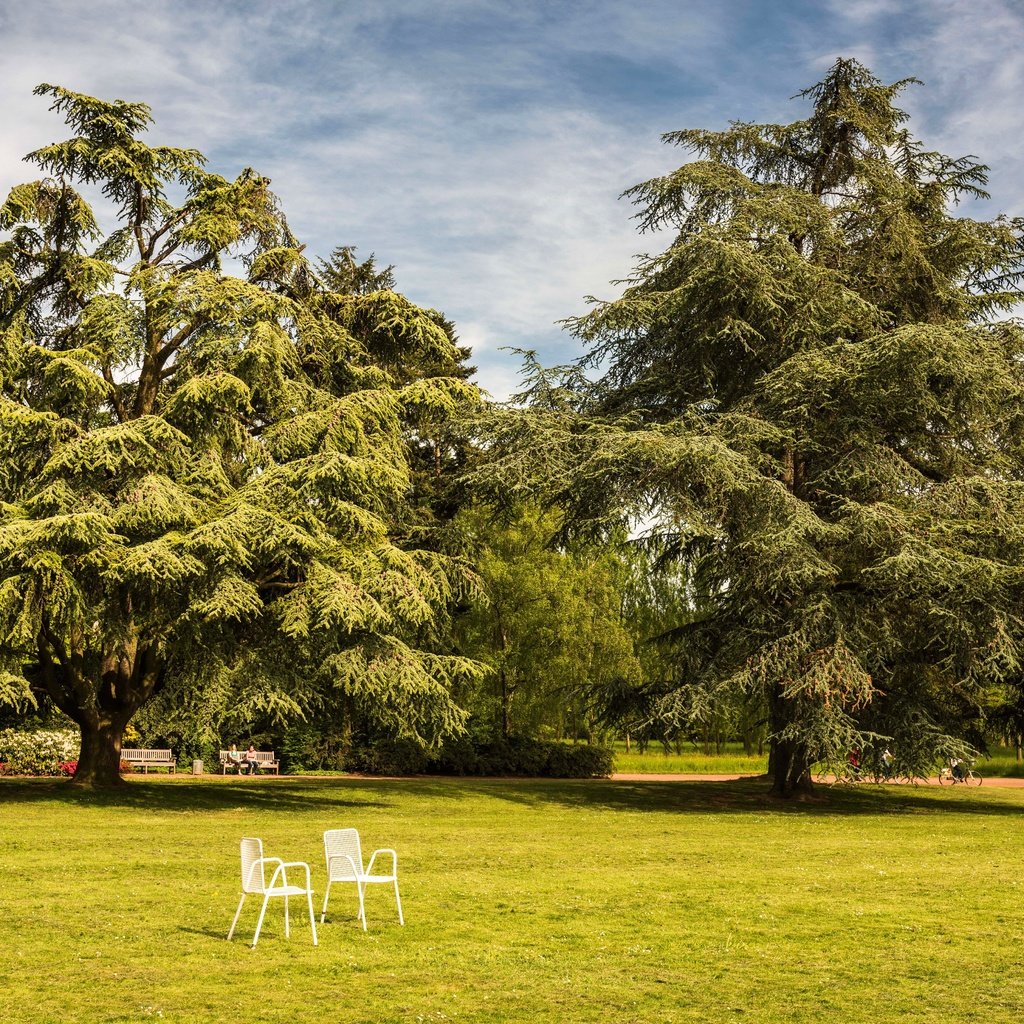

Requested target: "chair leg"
[
  {"left": 356, "top": 881, "right": 367, "bottom": 931},
  {"left": 394, "top": 879, "right": 404, "bottom": 925},
  {"left": 284, "top": 894, "right": 290, "bottom": 939},
  {"left": 227, "top": 894, "right": 246, "bottom": 940},
  {"left": 307, "top": 889, "right": 318, "bottom": 946},
  {"left": 320, "top": 880, "right": 332, "bottom": 923},
  {"left": 252, "top": 893, "right": 272, "bottom": 948}
]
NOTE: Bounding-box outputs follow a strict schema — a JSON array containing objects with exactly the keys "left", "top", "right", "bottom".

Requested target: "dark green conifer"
[{"left": 483, "top": 60, "right": 1024, "bottom": 795}]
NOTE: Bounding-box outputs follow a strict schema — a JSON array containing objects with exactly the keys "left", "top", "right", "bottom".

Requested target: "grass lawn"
[
  {"left": 613, "top": 741, "right": 1024, "bottom": 777},
  {"left": 2, "top": 776, "right": 1023, "bottom": 1024},
  {"left": 613, "top": 741, "right": 767, "bottom": 775}
]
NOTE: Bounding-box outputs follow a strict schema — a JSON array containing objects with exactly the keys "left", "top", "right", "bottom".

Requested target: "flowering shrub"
[
  {"left": 57, "top": 760, "right": 78, "bottom": 777},
  {"left": 0, "top": 728, "right": 80, "bottom": 776}
]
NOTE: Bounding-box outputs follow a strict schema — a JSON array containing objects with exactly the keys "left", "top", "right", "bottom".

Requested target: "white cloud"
[{"left": 3, "top": 0, "right": 1023, "bottom": 398}]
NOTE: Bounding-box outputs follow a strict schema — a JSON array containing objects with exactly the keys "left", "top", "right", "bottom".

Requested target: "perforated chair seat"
[{"left": 266, "top": 884, "right": 311, "bottom": 897}]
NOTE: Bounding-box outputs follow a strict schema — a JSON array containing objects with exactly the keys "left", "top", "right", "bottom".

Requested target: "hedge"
[{"left": 340, "top": 737, "right": 613, "bottom": 778}]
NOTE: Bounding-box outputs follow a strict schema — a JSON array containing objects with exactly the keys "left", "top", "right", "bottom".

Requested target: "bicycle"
[{"left": 937, "top": 765, "right": 982, "bottom": 786}]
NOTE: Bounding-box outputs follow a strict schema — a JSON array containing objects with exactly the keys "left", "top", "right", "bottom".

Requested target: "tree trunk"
[
  {"left": 34, "top": 628, "right": 161, "bottom": 788},
  {"left": 72, "top": 713, "right": 131, "bottom": 787},
  {"left": 767, "top": 684, "right": 814, "bottom": 798},
  {"left": 498, "top": 667, "right": 511, "bottom": 740},
  {"left": 768, "top": 735, "right": 814, "bottom": 798}
]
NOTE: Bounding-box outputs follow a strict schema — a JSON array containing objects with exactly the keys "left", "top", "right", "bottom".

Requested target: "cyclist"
[{"left": 950, "top": 756, "right": 965, "bottom": 782}]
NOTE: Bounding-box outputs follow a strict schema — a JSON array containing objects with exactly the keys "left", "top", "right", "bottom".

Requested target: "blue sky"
[{"left": 2, "top": 0, "right": 1023, "bottom": 397}]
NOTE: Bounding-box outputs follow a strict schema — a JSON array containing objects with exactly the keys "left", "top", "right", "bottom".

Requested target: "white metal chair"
[
  {"left": 321, "top": 828, "right": 404, "bottom": 930},
  {"left": 227, "top": 837, "right": 318, "bottom": 947}
]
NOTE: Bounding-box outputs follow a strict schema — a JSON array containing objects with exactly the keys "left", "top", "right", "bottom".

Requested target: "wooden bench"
[
  {"left": 121, "top": 748, "right": 176, "bottom": 773},
  {"left": 219, "top": 750, "right": 280, "bottom": 775}
]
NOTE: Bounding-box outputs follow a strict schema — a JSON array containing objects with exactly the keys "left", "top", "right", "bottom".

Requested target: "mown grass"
[
  {"left": 613, "top": 741, "right": 767, "bottom": 775},
  {"left": 613, "top": 741, "right": 1024, "bottom": 777},
  {"left": 2, "top": 775, "right": 1024, "bottom": 1023}
]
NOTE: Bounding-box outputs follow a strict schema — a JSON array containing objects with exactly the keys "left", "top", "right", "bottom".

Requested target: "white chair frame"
[
  {"left": 321, "top": 828, "right": 404, "bottom": 931},
  {"left": 228, "top": 837, "right": 318, "bottom": 947}
]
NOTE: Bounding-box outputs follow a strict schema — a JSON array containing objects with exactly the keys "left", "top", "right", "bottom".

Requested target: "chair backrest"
[
  {"left": 324, "top": 828, "right": 363, "bottom": 880},
  {"left": 240, "top": 837, "right": 266, "bottom": 893}
]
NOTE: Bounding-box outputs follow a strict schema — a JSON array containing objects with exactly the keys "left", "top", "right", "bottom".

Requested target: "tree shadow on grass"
[
  {"left": 2, "top": 774, "right": 1019, "bottom": 818},
  {"left": 0, "top": 776, "right": 392, "bottom": 814},
  {"left": 349, "top": 774, "right": 1024, "bottom": 818}
]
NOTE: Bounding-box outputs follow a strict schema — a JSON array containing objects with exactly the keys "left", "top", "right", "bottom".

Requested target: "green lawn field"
[
  {"left": 612, "top": 742, "right": 1024, "bottom": 777},
  {"left": 2, "top": 775, "right": 1023, "bottom": 1024}
]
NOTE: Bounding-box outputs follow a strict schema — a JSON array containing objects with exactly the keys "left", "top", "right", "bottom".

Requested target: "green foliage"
[
  {"left": 345, "top": 737, "right": 431, "bottom": 775},
  {"left": 376, "top": 735, "right": 614, "bottom": 777},
  {"left": 477, "top": 60, "right": 1024, "bottom": 795},
  {"left": 454, "top": 504, "right": 641, "bottom": 741},
  {"left": 0, "top": 86, "right": 480, "bottom": 784},
  {"left": 276, "top": 726, "right": 612, "bottom": 778}
]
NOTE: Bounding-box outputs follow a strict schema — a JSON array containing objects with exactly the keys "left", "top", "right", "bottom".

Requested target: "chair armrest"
[
  {"left": 327, "top": 853, "right": 361, "bottom": 879},
  {"left": 366, "top": 849, "right": 398, "bottom": 876},
  {"left": 278, "top": 860, "right": 312, "bottom": 890},
  {"left": 246, "top": 856, "right": 283, "bottom": 889}
]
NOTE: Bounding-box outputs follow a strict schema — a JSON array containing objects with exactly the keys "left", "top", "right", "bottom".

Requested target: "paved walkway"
[{"left": 611, "top": 772, "right": 1024, "bottom": 787}]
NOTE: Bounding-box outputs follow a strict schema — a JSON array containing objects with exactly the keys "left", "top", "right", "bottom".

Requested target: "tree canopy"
[
  {"left": 0, "top": 85, "right": 480, "bottom": 785},
  {"left": 454, "top": 504, "right": 640, "bottom": 741},
  {"left": 478, "top": 59, "right": 1024, "bottom": 794}
]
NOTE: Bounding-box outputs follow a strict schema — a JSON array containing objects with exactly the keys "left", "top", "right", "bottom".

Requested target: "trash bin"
[{"left": 192, "top": 758, "right": 203, "bottom": 776}]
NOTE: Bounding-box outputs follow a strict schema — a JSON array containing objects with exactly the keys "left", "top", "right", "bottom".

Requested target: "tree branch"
[
  {"left": 133, "top": 182, "right": 146, "bottom": 261},
  {"left": 147, "top": 208, "right": 192, "bottom": 263},
  {"left": 101, "top": 365, "right": 128, "bottom": 422}
]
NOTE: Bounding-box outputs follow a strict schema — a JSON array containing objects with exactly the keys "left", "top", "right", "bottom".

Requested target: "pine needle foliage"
[
  {"left": 478, "top": 60, "right": 1024, "bottom": 796},
  {"left": 0, "top": 86, "right": 481, "bottom": 785}
]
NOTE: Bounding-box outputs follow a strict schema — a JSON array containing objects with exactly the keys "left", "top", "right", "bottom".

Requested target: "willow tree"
[
  {"left": 0, "top": 85, "right": 479, "bottom": 785},
  {"left": 483, "top": 60, "right": 1024, "bottom": 795},
  {"left": 454, "top": 504, "right": 640, "bottom": 741}
]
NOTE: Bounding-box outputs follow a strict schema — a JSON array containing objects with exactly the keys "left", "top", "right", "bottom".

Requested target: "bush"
[
  {"left": 278, "top": 724, "right": 348, "bottom": 774},
  {"left": 428, "top": 737, "right": 481, "bottom": 775},
  {"left": 346, "top": 739, "right": 430, "bottom": 776},
  {"left": 0, "top": 728, "right": 79, "bottom": 776},
  {"left": 547, "top": 743, "right": 614, "bottom": 778},
  {"left": 342, "top": 737, "right": 612, "bottom": 779}
]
